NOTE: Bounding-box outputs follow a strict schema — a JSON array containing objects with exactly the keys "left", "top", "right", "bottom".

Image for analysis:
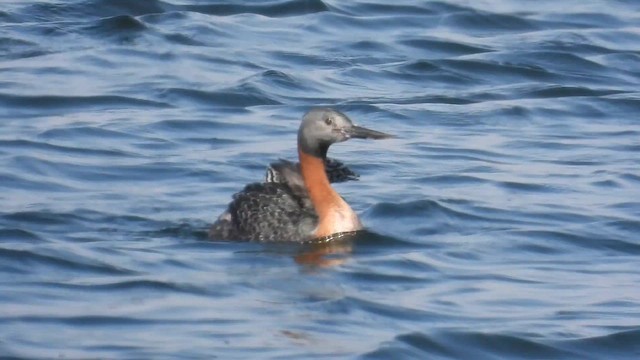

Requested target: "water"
[{"left": 1, "top": 0, "right": 639, "bottom": 358}]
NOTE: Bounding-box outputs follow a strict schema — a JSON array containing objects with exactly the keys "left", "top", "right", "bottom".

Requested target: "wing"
[
  {"left": 325, "top": 157, "right": 360, "bottom": 183},
  {"left": 209, "top": 182, "right": 317, "bottom": 242}
]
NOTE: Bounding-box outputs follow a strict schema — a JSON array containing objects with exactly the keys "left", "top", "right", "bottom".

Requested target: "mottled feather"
[
  {"left": 266, "top": 158, "right": 358, "bottom": 184},
  {"left": 209, "top": 182, "right": 317, "bottom": 242}
]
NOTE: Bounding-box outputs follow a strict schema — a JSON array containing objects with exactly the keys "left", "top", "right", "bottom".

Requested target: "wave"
[{"left": 362, "top": 329, "right": 640, "bottom": 360}]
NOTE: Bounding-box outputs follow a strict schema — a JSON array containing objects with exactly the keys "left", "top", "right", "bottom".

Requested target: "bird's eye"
[{"left": 325, "top": 117, "right": 333, "bottom": 126}]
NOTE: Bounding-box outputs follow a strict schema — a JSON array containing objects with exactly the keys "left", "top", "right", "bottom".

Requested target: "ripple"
[
  {"left": 38, "top": 126, "right": 144, "bottom": 141},
  {"left": 559, "top": 328, "right": 640, "bottom": 359},
  {"left": 384, "top": 60, "right": 477, "bottom": 85},
  {"left": 81, "top": 15, "right": 147, "bottom": 43},
  {"left": 346, "top": 296, "right": 447, "bottom": 323},
  {"left": 413, "top": 174, "right": 486, "bottom": 186},
  {"left": 0, "top": 247, "right": 135, "bottom": 276},
  {"left": 1, "top": 210, "right": 160, "bottom": 237},
  {"left": 541, "top": 12, "right": 631, "bottom": 28},
  {"left": 443, "top": 10, "right": 538, "bottom": 32},
  {"left": 3, "top": 210, "right": 79, "bottom": 226},
  {"left": 483, "top": 50, "right": 610, "bottom": 76},
  {"left": 0, "top": 139, "right": 135, "bottom": 158},
  {"left": 177, "top": 0, "right": 329, "bottom": 17},
  {"left": 11, "top": 155, "right": 200, "bottom": 183},
  {"left": 36, "top": 278, "right": 209, "bottom": 296},
  {"left": 246, "top": 69, "right": 313, "bottom": 93},
  {"left": 334, "top": 2, "right": 441, "bottom": 16},
  {"left": 10, "top": 0, "right": 165, "bottom": 22},
  {"left": 368, "top": 199, "right": 467, "bottom": 219},
  {"left": 365, "top": 199, "right": 500, "bottom": 238},
  {"left": 159, "top": 85, "right": 281, "bottom": 108},
  {"left": 0, "top": 228, "right": 43, "bottom": 242},
  {"left": 86, "top": 14, "right": 146, "bottom": 33},
  {"left": 0, "top": 36, "right": 46, "bottom": 60},
  {"left": 0, "top": 93, "right": 170, "bottom": 115},
  {"left": 148, "top": 222, "right": 210, "bottom": 241},
  {"left": 399, "top": 37, "right": 493, "bottom": 57},
  {"left": 2, "top": 315, "right": 158, "bottom": 326},
  {"left": 364, "top": 331, "right": 579, "bottom": 360},
  {"left": 269, "top": 50, "right": 352, "bottom": 68},
  {"left": 510, "top": 229, "right": 640, "bottom": 254},
  {"left": 0, "top": 172, "right": 75, "bottom": 192},
  {"left": 521, "top": 85, "right": 624, "bottom": 99},
  {"left": 597, "top": 95, "right": 640, "bottom": 114},
  {"left": 497, "top": 180, "right": 561, "bottom": 193},
  {"left": 438, "top": 58, "right": 555, "bottom": 82}
]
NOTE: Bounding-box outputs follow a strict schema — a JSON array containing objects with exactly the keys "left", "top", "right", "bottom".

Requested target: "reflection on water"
[{"left": 294, "top": 237, "right": 355, "bottom": 268}]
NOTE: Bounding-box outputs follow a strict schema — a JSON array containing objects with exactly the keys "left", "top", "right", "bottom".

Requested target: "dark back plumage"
[
  {"left": 265, "top": 158, "right": 359, "bottom": 184},
  {"left": 208, "top": 181, "right": 317, "bottom": 242}
]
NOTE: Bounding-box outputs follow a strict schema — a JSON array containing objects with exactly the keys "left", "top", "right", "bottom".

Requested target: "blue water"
[{"left": 1, "top": 0, "right": 640, "bottom": 358}]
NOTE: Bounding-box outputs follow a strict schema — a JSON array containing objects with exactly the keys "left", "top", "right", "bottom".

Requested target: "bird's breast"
[{"left": 314, "top": 206, "right": 362, "bottom": 238}]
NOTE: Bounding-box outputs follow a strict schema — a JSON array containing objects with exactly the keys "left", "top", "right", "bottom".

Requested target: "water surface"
[{"left": 1, "top": 0, "right": 639, "bottom": 359}]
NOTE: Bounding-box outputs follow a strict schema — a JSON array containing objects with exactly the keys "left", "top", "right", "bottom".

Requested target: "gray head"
[{"left": 298, "top": 108, "right": 393, "bottom": 158}]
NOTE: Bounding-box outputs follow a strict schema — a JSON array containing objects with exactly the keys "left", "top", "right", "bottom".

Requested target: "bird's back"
[
  {"left": 266, "top": 158, "right": 359, "bottom": 184},
  {"left": 209, "top": 182, "right": 317, "bottom": 242}
]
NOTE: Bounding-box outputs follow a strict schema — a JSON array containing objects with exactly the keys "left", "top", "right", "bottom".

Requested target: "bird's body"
[{"left": 209, "top": 108, "right": 392, "bottom": 242}]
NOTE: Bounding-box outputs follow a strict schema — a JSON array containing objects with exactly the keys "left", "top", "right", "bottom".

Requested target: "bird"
[{"left": 209, "top": 108, "right": 393, "bottom": 242}]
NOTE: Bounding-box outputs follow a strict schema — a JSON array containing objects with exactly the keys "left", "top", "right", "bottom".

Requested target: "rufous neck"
[
  {"left": 298, "top": 147, "right": 361, "bottom": 238},
  {"left": 298, "top": 147, "right": 335, "bottom": 217}
]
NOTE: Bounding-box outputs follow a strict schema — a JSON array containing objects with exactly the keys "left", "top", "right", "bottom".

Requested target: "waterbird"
[{"left": 209, "top": 108, "right": 393, "bottom": 242}]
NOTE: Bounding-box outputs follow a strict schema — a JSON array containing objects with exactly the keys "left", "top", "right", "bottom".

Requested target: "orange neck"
[{"left": 298, "top": 147, "right": 362, "bottom": 238}]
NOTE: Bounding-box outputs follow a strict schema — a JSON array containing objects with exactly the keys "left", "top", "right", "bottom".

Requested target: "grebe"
[{"left": 209, "top": 108, "right": 392, "bottom": 242}]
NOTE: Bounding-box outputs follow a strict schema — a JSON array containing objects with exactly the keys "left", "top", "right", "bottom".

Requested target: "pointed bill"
[{"left": 348, "top": 125, "right": 394, "bottom": 140}]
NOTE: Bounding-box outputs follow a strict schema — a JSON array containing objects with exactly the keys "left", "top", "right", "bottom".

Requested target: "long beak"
[{"left": 348, "top": 125, "right": 394, "bottom": 140}]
